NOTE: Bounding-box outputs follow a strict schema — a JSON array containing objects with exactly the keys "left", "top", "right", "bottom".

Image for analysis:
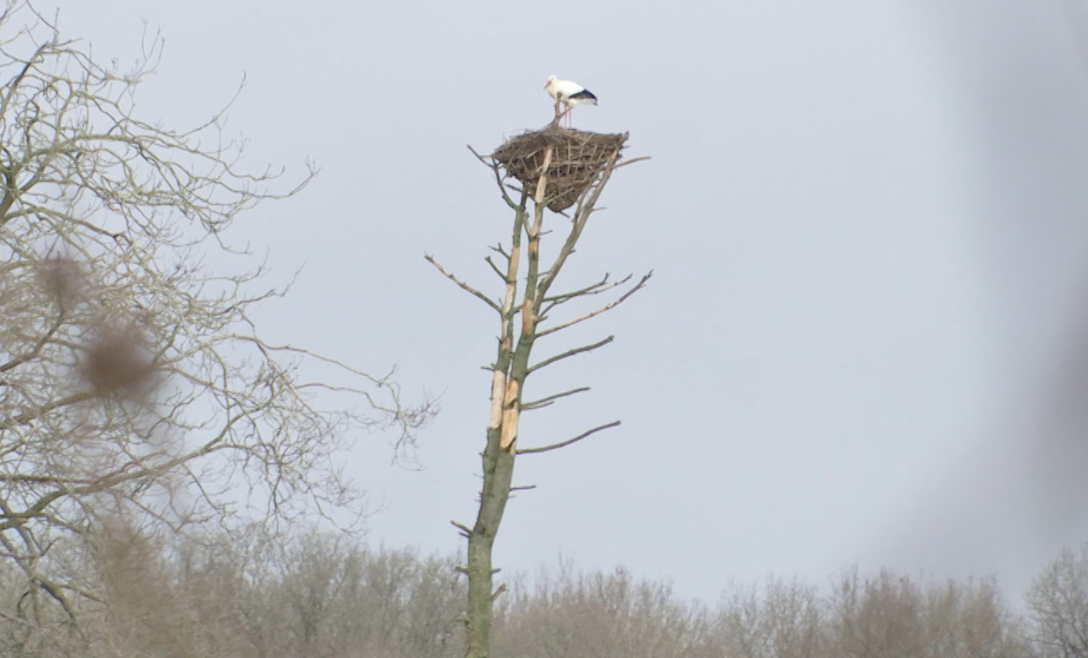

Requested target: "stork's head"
[{"left": 543, "top": 75, "right": 558, "bottom": 90}]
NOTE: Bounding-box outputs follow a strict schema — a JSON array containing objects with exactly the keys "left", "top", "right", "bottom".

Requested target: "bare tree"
[
  {"left": 176, "top": 529, "right": 463, "bottom": 658},
  {"left": 428, "top": 103, "right": 649, "bottom": 658},
  {"left": 716, "top": 576, "right": 825, "bottom": 658},
  {"left": 0, "top": 1, "right": 434, "bottom": 649},
  {"left": 494, "top": 564, "right": 713, "bottom": 658},
  {"left": 827, "top": 568, "right": 1028, "bottom": 658},
  {"left": 1027, "top": 543, "right": 1088, "bottom": 658}
]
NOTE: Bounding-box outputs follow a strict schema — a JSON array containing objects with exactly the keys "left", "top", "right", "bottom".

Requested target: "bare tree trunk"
[
  {"left": 463, "top": 170, "right": 537, "bottom": 658},
  {"left": 430, "top": 125, "right": 649, "bottom": 658},
  {"left": 464, "top": 426, "right": 517, "bottom": 658}
]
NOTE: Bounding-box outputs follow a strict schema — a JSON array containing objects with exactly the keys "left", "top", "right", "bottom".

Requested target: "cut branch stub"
[{"left": 492, "top": 126, "right": 629, "bottom": 212}]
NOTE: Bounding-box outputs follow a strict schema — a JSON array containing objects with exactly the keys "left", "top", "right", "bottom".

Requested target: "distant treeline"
[{"left": 1, "top": 527, "right": 1085, "bottom": 658}]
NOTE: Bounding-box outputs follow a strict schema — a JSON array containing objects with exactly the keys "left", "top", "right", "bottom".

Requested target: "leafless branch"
[
  {"left": 484, "top": 256, "right": 509, "bottom": 281},
  {"left": 425, "top": 254, "right": 502, "bottom": 313},
  {"left": 542, "top": 273, "right": 624, "bottom": 305},
  {"left": 527, "top": 336, "right": 614, "bottom": 374},
  {"left": 517, "top": 421, "right": 621, "bottom": 455},
  {"left": 537, "top": 271, "right": 653, "bottom": 338},
  {"left": 614, "top": 155, "right": 652, "bottom": 169},
  {"left": 520, "top": 386, "right": 590, "bottom": 411},
  {"left": 0, "top": 608, "right": 34, "bottom": 628},
  {"left": 468, "top": 144, "right": 519, "bottom": 210}
]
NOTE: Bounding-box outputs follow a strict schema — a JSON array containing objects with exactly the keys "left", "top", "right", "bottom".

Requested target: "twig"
[
  {"left": 540, "top": 275, "right": 631, "bottom": 316},
  {"left": 425, "top": 254, "right": 501, "bottom": 313},
  {"left": 517, "top": 421, "right": 621, "bottom": 455},
  {"left": 0, "top": 609, "right": 33, "bottom": 628},
  {"left": 527, "top": 336, "right": 613, "bottom": 374},
  {"left": 484, "top": 256, "right": 509, "bottom": 281},
  {"left": 466, "top": 144, "right": 492, "bottom": 166},
  {"left": 537, "top": 271, "right": 652, "bottom": 338},
  {"left": 521, "top": 386, "right": 590, "bottom": 411},
  {"left": 510, "top": 485, "right": 537, "bottom": 492},
  {"left": 613, "top": 156, "right": 652, "bottom": 169},
  {"left": 468, "top": 144, "right": 519, "bottom": 210},
  {"left": 543, "top": 273, "right": 621, "bottom": 304}
]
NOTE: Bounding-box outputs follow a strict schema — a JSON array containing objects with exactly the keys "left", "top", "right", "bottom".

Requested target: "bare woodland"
[{"left": 2, "top": 525, "right": 1086, "bottom": 658}]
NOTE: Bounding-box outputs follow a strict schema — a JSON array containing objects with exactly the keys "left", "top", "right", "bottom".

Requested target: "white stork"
[{"left": 544, "top": 75, "right": 598, "bottom": 127}]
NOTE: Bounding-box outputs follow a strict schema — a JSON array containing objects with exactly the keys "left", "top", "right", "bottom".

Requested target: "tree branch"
[
  {"left": 424, "top": 254, "right": 502, "bottom": 313},
  {"left": 468, "top": 144, "right": 519, "bottom": 210},
  {"left": 527, "top": 336, "right": 614, "bottom": 374},
  {"left": 517, "top": 421, "right": 621, "bottom": 455},
  {"left": 537, "top": 271, "right": 652, "bottom": 338},
  {"left": 520, "top": 386, "right": 590, "bottom": 411},
  {"left": 484, "top": 255, "right": 509, "bottom": 281},
  {"left": 613, "top": 155, "right": 652, "bottom": 169},
  {"left": 543, "top": 273, "right": 623, "bottom": 305}
]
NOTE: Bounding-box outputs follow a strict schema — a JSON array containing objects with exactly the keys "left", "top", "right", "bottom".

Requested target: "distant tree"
[
  {"left": 1027, "top": 543, "right": 1088, "bottom": 658},
  {"left": 175, "top": 529, "right": 464, "bottom": 658},
  {"left": 427, "top": 102, "right": 650, "bottom": 658},
  {"left": 494, "top": 564, "right": 713, "bottom": 658},
  {"left": 827, "top": 568, "right": 1028, "bottom": 658},
  {"left": 0, "top": 1, "right": 434, "bottom": 650},
  {"left": 716, "top": 576, "right": 824, "bottom": 658}
]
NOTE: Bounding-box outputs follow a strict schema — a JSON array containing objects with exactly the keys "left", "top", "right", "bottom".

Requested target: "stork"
[{"left": 544, "top": 75, "right": 598, "bottom": 127}]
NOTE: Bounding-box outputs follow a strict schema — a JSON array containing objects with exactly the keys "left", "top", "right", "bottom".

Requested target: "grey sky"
[{"left": 45, "top": 0, "right": 1088, "bottom": 602}]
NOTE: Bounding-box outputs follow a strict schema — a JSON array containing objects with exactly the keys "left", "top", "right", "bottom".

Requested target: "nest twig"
[{"left": 492, "top": 126, "right": 628, "bottom": 212}]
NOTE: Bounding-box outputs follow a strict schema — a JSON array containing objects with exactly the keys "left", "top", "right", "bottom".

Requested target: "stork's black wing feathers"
[{"left": 568, "top": 89, "right": 598, "bottom": 103}]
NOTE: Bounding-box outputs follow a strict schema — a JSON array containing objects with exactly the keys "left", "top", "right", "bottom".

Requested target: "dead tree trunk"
[{"left": 428, "top": 123, "right": 650, "bottom": 658}]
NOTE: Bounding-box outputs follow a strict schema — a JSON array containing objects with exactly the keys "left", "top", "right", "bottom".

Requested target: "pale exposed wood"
[
  {"left": 487, "top": 371, "right": 506, "bottom": 429},
  {"left": 499, "top": 379, "right": 521, "bottom": 451}
]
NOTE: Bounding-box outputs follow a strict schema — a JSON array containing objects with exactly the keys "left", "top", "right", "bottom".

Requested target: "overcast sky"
[{"left": 42, "top": 0, "right": 1088, "bottom": 602}]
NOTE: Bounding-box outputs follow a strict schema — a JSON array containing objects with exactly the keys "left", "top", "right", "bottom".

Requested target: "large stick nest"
[{"left": 492, "top": 126, "right": 628, "bottom": 212}]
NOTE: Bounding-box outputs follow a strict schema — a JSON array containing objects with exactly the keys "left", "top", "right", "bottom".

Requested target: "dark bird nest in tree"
[{"left": 492, "top": 126, "right": 628, "bottom": 212}]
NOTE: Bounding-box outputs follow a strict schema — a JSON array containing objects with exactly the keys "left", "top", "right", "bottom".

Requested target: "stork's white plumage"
[{"left": 544, "top": 75, "right": 598, "bottom": 127}]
